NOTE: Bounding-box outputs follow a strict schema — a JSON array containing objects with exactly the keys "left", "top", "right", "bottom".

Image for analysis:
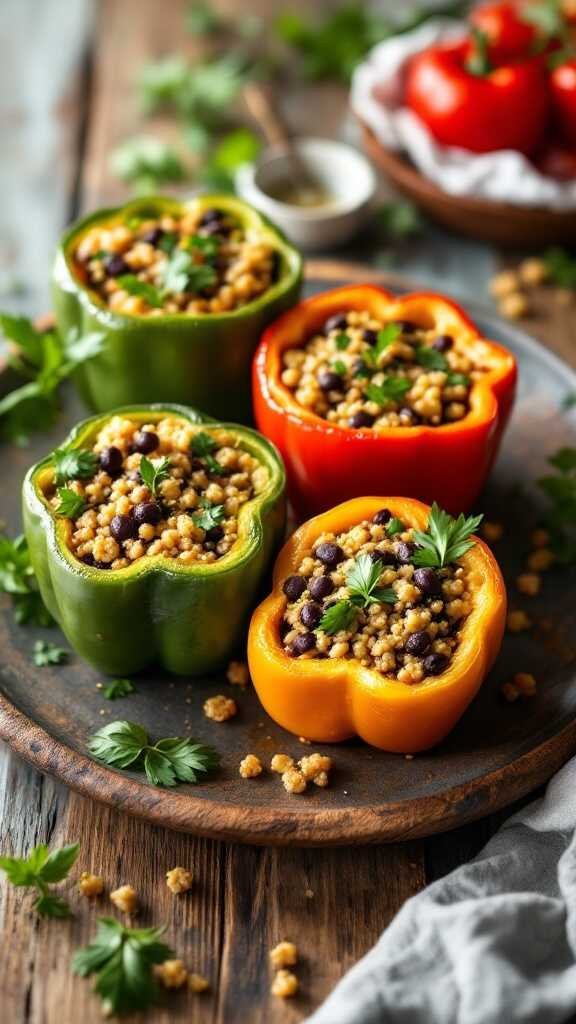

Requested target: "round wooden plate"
[
  {"left": 1, "top": 265, "right": 576, "bottom": 846},
  {"left": 360, "top": 121, "right": 576, "bottom": 247}
]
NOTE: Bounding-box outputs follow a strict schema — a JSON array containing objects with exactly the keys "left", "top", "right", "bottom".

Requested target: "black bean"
[
  {"left": 133, "top": 430, "right": 159, "bottom": 454},
  {"left": 199, "top": 208, "right": 222, "bottom": 225},
  {"left": 104, "top": 254, "right": 128, "bottom": 277},
  {"left": 372, "top": 508, "right": 392, "bottom": 525},
  {"left": 300, "top": 602, "right": 322, "bottom": 629},
  {"left": 398, "top": 407, "right": 420, "bottom": 425},
  {"left": 317, "top": 370, "right": 344, "bottom": 392},
  {"left": 323, "top": 313, "right": 348, "bottom": 334},
  {"left": 352, "top": 358, "right": 369, "bottom": 376},
  {"left": 82, "top": 554, "right": 110, "bottom": 570},
  {"left": 99, "top": 445, "right": 123, "bottom": 476},
  {"left": 206, "top": 525, "right": 224, "bottom": 543},
  {"left": 405, "top": 630, "right": 431, "bottom": 655},
  {"left": 308, "top": 575, "right": 334, "bottom": 600},
  {"left": 362, "top": 328, "right": 378, "bottom": 346},
  {"left": 110, "top": 514, "right": 136, "bottom": 543},
  {"left": 398, "top": 319, "right": 418, "bottom": 334},
  {"left": 140, "top": 227, "right": 164, "bottom": 246},
  {"left": 395, "top": 541, "right": 414, "bottom": 564},
  {"left": 291, "top": 632, "right": 316, "bottom": 656},
  {"left": 133, "top": 501, "right": 162, "bottom": 526},
  {"left": 423, "top": 652, "right": 449, "bottom": 676},
  {"left": 349, "top": 411, "right": 374, "bottom": 429},
  {"left": 283, "top": 575, "right": 307, "bottom": 602},
  {"left": 370, "top": 549, "right": 396, "bottom": 566},
  {"left": 315, "top": 542, "right": 344, "bottom": 567},
  {"left": 413, "top": 567, "right": 440, "bottom": 594},
  {"left": 432, "top": 334, "right": 453, "bottom": 352}
]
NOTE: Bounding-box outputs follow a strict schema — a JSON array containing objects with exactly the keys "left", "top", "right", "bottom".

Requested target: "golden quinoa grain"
[
  {"left": 498, "top": 292, "right": 529, "bottom": 320},
  {"left": 203, "top": 695, "right": 237, "bottom": 722},
  {"left": 165, "top": 866, "right": 194, "bottom": 895},
  {"left": 531, "top": 528, "right": 550, "bottom": 548},
  {"left": 270, "top": 941, "right": 298, "bottom": 969},
  {"left": 282, "top": 768, "right": 307, "bottom": 794},
  {"left": 270, "top": 753, "right": 294, "bottom": 774},
  {"left": 153, "top": 959, "right": 188, "bottom": 989},
  {"left": 78, "top": 872, "right": 104, "bottom": 898},
  {"left": 188, "top": 973, "right": 210, "bottom": 994},
  {"left": 501, "top": 681, "right": 520, "bottom": 702},
  {"left": 226, "top": 660, "right": 250, "bottom": 687},
  {"left": 110, "top": 884, "right": 137, "bottom": 914},
  {"left": 526, "top": 549, "right": 554, "bottom": 572},
  {"left": 239, "top": 754, "right": 263, "bottom": 778},
  {"left": 518, "top": 258, "right": 548, "bottom": 286},
  {"left": 517, "top": 572, "right": 541, "bottom": 596},
  {"left": 490, "top": 270, "right": 521, "bottom": 298},
  {"left": 299, "top": 753, "right": 332, "bottom": 781},
  {"left": 507, "top": 610, "right": 533, "bottom": 633},
  {"left": 271, "top": 969, "right": 299, "bottom": 998},
  {"left": 514, "top": 671, "right": 537, "bottom": 697}
]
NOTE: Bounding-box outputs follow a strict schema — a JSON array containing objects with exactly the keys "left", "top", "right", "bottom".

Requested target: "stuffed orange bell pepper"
[
  {"left": 253, "top": 285, "right": 516, "bottom": 518},
  {"left": 248, "top": 496, "right": 506, "bottom": 753}
]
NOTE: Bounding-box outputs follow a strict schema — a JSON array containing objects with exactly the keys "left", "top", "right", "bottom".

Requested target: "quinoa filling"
[
  {"left": 280, "top": 508, "right": 472, "bottom": 684},
  {"left": 281, "top": 309, "right": 491, "bottom": 428},
  {"left": 45, "top": 416, "right": 269, "bottom": 570},
  {"left": 72, "top": 204, "right": 277, "bottom": 317}
]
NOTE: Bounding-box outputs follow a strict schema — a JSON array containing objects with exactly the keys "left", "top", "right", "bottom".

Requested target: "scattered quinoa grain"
[
  {"left": 507, "top": 610, "right": 533, "bottom": 633},
  {"left": 239, "top": 754, "right": 263, "bottom": 778},
  {"left": 518, "top": 258, "right": 548, "bottom": 286},
  {"left": 514, "top": 672, "right": 537, "bottom": 696},
  {"left": 188, "top": 973, "right": 210, "bottom": 994},
  {"left": 313, "top": 771, "right": 330, "bottom": 787},
  {"left": 226, "top": 660, "right": 250, "bottom": 686},
  {"left": 271, "top": 969, "right": 299, "bottom": 998},
  {"left": 270, "top": 941, "right": 298, "bottom": 968},
  {"left": 110, "top": 884, "right": 137, "bottom": 914},
  {"left": 501, "top": 681, "right": 520, "bottom": 702},
  {"left": 526, "top": 548, "right": 554, "bottom": 572},
  {"left": 271, "top": 753, "right": 294, "bottom": 773},
  {"left": 165, "top": 866, "right": 193, "bottom": 895},
  {"left": 282, "top": 768, "right": 307, "bottom": 794},
  {"left": 78, "top": 871, "right": 104, "bottom": 898},
  {"left": 153, "top": 959, "right": 188, "bottom": 989},
  {"left": 498, "top": 292, "right": 528, "bottom": 320},
  {"left": 204, "top": 695, "right": 237, "bottom": 722},
  {"left": 517, "top": 572, "right": 541, "bottom": 596},
  {"left": 531, "top": 528, "right": 550, "bottom": 548},
  {"left": 490, "top": 270, "right": 520, "bottom": 298},
  {"left": 299, "top": 753, "right": 332, "bottom": 781},
  {"left": 481, "top": 521, "right": 503, "bottom": 543}
]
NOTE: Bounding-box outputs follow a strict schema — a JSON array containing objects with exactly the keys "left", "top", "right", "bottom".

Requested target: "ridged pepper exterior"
[{"left": 23, "top": 404, "right": 286, "bottom": 676}]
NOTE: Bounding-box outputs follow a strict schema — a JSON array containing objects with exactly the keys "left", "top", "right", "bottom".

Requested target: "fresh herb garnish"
[
  {"left": 377, "top": 200, "right": 422, "bottom": 239},
  {"left": 33, "top": 641, "right": 69, "bottom": 667},
  {"left": 102, "top": 678, "right": 136, "bottom": 700},
  {"left": 413, "top": 502, "right": 483, "bottom": 568},
  {"left": 88, "top": 720, "right": 219, "bottom": 787},
  {"left": 139, "top": 456, "right": 171, "bottom": 496},
  {"left": 55, "top": 488, "right": 86, "bottom": 519},
  {"left": 72, "top": 918, "right": 173, "bottom": 1016},
  {"left": 366, "top": 377, "right": 411, "bottom": 407},
  {"left": 0, "top": 842, "right": 79, "bottom": 918},
  {"left": 414, "top": 346, "right": 449, "bottom": 372},
  {"left": 387, "top": 517, "right": 405, "bottom": 536},
  {"left": 117, "top": 275, "right": 164, "bottom": 308},
  {"left": 53, "top": 447, "right": 98, "bottom": 486},
  {"left": 538, "top": 446, "right": 576, "bottom": 563},
  {"left": 161, "top": 249, "right": 217, "bottom": 296},
  {"left": 109, "top": 136, "right": 186, "bottom": 195},
  {"left": 364, "top": 324, "right": 401, "bottom": 368},
  {"left": 192, "top": 501, "right": 225, "bottom": 531},
  {"left": 332, "top": 360, "right": 347, "bottom": 376},
  {"left": 317, "top": 553, "right": 397, "bottom": 636},
  {"left": 185, "top": 234, "right": 220, "bottom": 261},
  {"left": 159, "top": 232, "right": 178, "bottom": 254},
  {"left": 0, "top": 315, "right": 103, "bottom": 444},
  {"left": 446, "top": 372, "right": 471, "bottom": 388},
  {"left": 335, "top": 332, "right": 350, "bottom": 350},
  {"left": 0, "top": 533, "right": 53, "bottom": 626},
  {"left": 190, "top": 431, "right": 221, "bottom": 474},
  {"left": 544, "top": 247, "right": 576, "bottom": 289}
]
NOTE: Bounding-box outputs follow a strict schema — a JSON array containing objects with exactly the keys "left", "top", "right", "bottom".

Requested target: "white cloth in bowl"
[{"left": 350, "top": 18, "right": 576, "bottom": 210}]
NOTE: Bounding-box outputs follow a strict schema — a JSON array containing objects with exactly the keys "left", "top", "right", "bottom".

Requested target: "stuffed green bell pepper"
[
  {"left": 22, "top": 403, "right": 286, "bottom": 676},
  {"left": 52, "top": 195, "right": 303, "bottom": 422}
]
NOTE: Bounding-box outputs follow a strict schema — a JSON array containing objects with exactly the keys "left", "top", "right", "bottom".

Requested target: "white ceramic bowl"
[{"left": 235, "top": 137, "right": 377, "bottom": 250}]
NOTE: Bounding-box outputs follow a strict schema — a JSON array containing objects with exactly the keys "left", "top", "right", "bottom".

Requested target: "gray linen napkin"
[{"left": 307, "top": 756, "right": 576, "bottom": 1024}]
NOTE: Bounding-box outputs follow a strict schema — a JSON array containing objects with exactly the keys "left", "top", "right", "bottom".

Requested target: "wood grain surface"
[{"left": 0, "top": 1, "right": 574, "bottom": 1022}]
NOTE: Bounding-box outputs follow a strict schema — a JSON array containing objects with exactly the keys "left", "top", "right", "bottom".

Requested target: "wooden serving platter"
[{"left": 1, "top": 266, "right": 576, "bottom": 846}]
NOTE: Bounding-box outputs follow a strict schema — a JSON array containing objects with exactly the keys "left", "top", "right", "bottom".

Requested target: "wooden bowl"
[{"left": 361, "top": 120, "right": 576, "bottom": 247}]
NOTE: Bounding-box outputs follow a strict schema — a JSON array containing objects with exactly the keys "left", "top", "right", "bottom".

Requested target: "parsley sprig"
[
  {"left": 538, "top": 447, "right": 576, "bottom": 563},
  {"left": 33, "top": 640, "right": 69, "bottom": 666},
  {"left": 366, "top": 377, "right": 411, "bottom": 407},
  {"left": 55, "top": 487, "right": 86, "bottom": 519},
  {"left": 191, "top": 431, "right": 221, "bottom": 474},
  {"left": 53, "top": 447, "right": 98, "bottom": 486},
  {"left": 364, "top": 323, "right": 401, "bottom": 369},
  {"left": 192, "top": 499, "right": 225, "bottom": 531},
  {"left": 412, "top": 503, "right": 483, "bottom": 568},
  {"left": 0, "top": 842, "right": 79, "bottom": 917},
  {"left": 139, "top": 455, "right": 171, "bottom": 495},
  {"left": 0, "top": 533, "right": 53, "bottom": 625},
  {"left": 318, "top": 553, "right": 396, "bottom": 635},
  {"left": 72, "top": 918, "right": 173, "bottom": 1016},
  {"left": 102, "top": 678, "right": 136, "bottom": 700},
  {"left": 88, "top": 720, "right": 219, "bottom": 787},
  {"left": 161, "top": 249, "right": 217, "bottom": 296},
  {"left": 414, "top": 346, "right": 448, "bottom": 372}
]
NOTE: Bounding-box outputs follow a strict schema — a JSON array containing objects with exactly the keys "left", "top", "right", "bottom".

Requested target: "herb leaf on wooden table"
[
  {"left": 102, "top": 678, "right": 136, "bottom": 700},
  {"left": 0, "top": 842, "right": 79, "bottom": 918},
  {"left": 538, "top": 446, "right": 576, "bottom": 563},
  {"left": 0, "top": 533, "right": 54, "bottom": 626},
  {"left": 413, "top": 503, "right": 483, "bottom": 568},
  {"left": 33, "top": 640, "right": 69, "bottom": 666},
  {"left": 88, "top": 721, "right": 219, "bottom": 787}
]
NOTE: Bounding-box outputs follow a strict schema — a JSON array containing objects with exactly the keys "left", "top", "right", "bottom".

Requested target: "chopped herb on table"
[
  {"left": 72, "top": 918, "right": 173, "bottom": 1016},
  {"left": 88, "top": 720, "right": 219, "bottom": 787},
  {"left": 109, "top": 136, "right": 186, "bottom": 195},
  {"left": 377, "top": 201, "right": 423, "bottom": 239},
  {"left": 102, "top": 678, "right": 136, "bottom": 700},
  {"left": 33, "top": 640, "right": 69, "bottom": 667},
  {"left": 0, "top": 842, "right": 79, "bottom": 918},
  {"left": 413, "top": 503, "right": 483, "bottom": 568},
  {"left": 0, "top": 533, "right": 53, "bottom": 626},
  {"left": 538, "top": 447, "right": 576, "bottom": 563}
]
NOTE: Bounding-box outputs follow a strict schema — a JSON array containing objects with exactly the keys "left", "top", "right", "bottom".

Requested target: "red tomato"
[
  {"left": 550, "top": 58, "right": 576, "bottom": 146},
  {"left": 405, "top": 39, "right": 549, "bottom": 155},
  {"left": 470, "top": 1, "right": 538, "bottom": 63}
]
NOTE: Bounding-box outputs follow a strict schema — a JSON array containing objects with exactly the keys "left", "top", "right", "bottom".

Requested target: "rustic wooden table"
[{"left": 1, "top": 2, "right": 575, "bottom": 1021}]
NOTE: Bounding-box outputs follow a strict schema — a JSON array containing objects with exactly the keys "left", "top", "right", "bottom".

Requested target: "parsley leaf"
[
  {"left": 117, "top": 275, "right": 163, "bottom": 308},
  {"left": 72, "top": 918, "right": 173, "bottom": 1016},
  {"left": 192, "top": 501, "right": 225, "bottom": 531},
  {"left": 161, "top": 249, "right": 217, "bottom": 296},
  {"left": 191, "top": 431, "right": 217, "bottom": 456},
  {"left": 53, "top": 447, "right": 98, "bottom": 486},
  {"left": 366, "top": 377, "right": 411, "bottom": 407},
  {"left": 544, "top": 247, "right": 576, "bottom": 289},
  {"left": 55, "top": 488, "right": 85, "bottom": 519},
  {"left": 387, "top": 517, "right": 405, "bottom": 536},
  {"left": 88, "top": 720, "right": 219, "bottom": 787},
  {"left": 332, "top": 360, "right": 347, "bottom": 376},
  {"left": 377, "top": 200, "right": 422, "bottom": 239},
  {"left": 446, "top": 372, "right": 470, "bottom": 388},
  {"left": 318, "top": 599, "right": 358, "bottom": 635},
  {"left": 364, "top": 323, "right": 401, "bottom": 368},
  {"left": 185, "top": 234, "right": 220, "bottom": 261},
  {"left": 139, "top": 456, "right": 171, "bottom": 495},
  {"left": 335, "top": 332, "right": 350, "bottom": 350},
  {"left": 346, "top": 553, "right": 397, "bottom": 608},
  {"left": 413, "top": 502, "right": 483, "bottom": 568},
  {"left": 33, "top": 641, "right": 69, "bottom": 667},
  {"left": 0, "top": 533, "right": 53, "bottom": 626},
  {"left": 0, "top": 842, "right": 79, "bottom": 917},
  {"left": 102, "top": 678, "right": 136, "bottom": 700},
  {"left": 109, "top": 136, "right": 186, "bottom": 195},
  {"left": 538, "top": 447, "right": 576, "bottom": 563},
  {"left": 414, "top": 346, "right": 449, "bottom": 371}
]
